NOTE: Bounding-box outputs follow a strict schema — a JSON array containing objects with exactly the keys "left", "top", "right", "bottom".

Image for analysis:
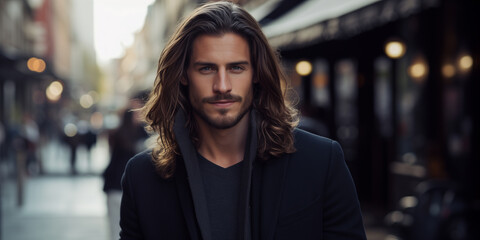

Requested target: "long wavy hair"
[{"left": 143, "top": 1, "right": 298, "bottom": 179}]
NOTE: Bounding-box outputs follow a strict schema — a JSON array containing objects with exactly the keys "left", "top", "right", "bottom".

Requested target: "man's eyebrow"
[
  {"left": 228, "top": 61, "right": 250, "bottom": 66},
  {"left": 191, "top": 61, "right": 250, "bottom": 66},
  {"left": 192, "top": 62, "right": 215, "bottom": 66}
]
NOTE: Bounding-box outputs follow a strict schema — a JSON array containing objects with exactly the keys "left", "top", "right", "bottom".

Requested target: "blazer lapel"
[
  {"left": 237, "top": 110, "right": 258, "bottom": 240},
  {"left": 251, "top": 154, "right": 290, "bottom": 240},
  {"left": 174, "top": 160, "right": 201, "bottom": 240},
  {"left": 250, "top": 161, "right": 262, "bottom": 240},
  {"left": 174, "top": 110, "right": 212, "bottom": 240}
]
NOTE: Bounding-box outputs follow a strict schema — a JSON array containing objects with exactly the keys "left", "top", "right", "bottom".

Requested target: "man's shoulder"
[
  {"left": 122, "top": 149, "right": 172, "bottom": 188},
  {"left": 288, "top": 128, "right": 343, "bottom": 168},
  {"left": 293, "top": 128, "right": 335, "bottom": 151},
  {"left": 124, "top": 149, "right": 155, "bottom": 174},
  {"left": 273, "top": 129, "right": 342, "bottom": 193}
]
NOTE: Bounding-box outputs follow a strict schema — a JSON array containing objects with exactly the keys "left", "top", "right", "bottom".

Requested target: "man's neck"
[{"left": 195, "top": 113, "right": 250, "bottom": 168}]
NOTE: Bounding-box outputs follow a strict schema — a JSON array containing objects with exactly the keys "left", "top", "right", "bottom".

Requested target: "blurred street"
[{"left": 1, "top": 136, "right": 110, "bottom": 240}]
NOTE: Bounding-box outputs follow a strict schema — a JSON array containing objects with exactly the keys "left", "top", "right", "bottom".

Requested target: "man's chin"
[
  {"left": 198, "top": 111, "right": 248, "bottom": 129},
  {"left": 206, "top": 116, "right": 239, "bottom": 129},
  {"left": 193, "top": 104, "right": 252, "bottom": 130}
]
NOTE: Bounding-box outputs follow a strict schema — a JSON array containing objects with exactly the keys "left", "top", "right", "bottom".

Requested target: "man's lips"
[
  {"left": 209, "top": 100, "right": 236, "bottom": 103},
  {"left": 202, "top": 94, "right": 242, "bottom": 107},
  {"left": 209, "top": 100, "right": 236, "bottom": 107},
  {"left": 202, "top": 94, "right": 242, "bottom": 104}
]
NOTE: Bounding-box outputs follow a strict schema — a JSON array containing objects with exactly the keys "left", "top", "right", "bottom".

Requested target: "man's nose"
[{"left": 213, "top": 68, "right": 232, "bottom": 93}]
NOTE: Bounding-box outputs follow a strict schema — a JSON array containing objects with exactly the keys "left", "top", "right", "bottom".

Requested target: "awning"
[
  {"left": 247, "top": 0, "right": 282, "bottom": 22},
  {"left": 262, "top": 0, "right": 441, "bottom": 50}
]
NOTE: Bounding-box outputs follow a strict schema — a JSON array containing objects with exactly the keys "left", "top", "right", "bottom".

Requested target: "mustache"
[{"left": 202, "top": 94, "right": 242, "bottom": 103}]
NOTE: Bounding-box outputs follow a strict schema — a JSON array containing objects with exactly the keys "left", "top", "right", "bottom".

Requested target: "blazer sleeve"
[
  {"left": 119, "top": 160, "right": 144, "bottom": 240},
  {"left": 323, "top": 140, "right": 366, "bottom": 240}
]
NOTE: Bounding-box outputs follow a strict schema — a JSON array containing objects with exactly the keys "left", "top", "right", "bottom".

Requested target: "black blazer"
[{"left": 120, "top": 129, "right": 366, "bottom": 240}]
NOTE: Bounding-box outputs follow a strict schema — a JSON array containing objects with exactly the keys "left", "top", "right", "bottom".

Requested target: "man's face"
[{"left": 183, "top": 33, "right": 254, "bottom": 129}]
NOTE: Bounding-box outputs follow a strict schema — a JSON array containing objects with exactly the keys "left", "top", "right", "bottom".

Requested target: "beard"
[{"left": 192, "top": 93, "right": 252, "bottom": 129}]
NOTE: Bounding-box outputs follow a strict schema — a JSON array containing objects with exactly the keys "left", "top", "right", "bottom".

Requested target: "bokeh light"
[
  {"left": 408, "top": 60, "right": 428, "bottom": 83},
  {"left": 458, "top": 54, "right": 473, "bottom": 72},
  {"left": 64, "top": 123, "right": 78, "bottom": 137},
  {"left": 79, "top": 94, "right": 94, "bottom": 108},
  {"left": 296, "top": 60, "right": 313, "bottom": 76},
  {"left": 27, "top": 57, "right": 46, "bottom": 73},
  {"left": 46, "top": 81, "right": 63, "bottom": 102},
  {"left": 385, "top": 40, "right": 406, "bottom": 59},
  {"left": 442, "top": 64, "right": 456, "bottom": 78}
]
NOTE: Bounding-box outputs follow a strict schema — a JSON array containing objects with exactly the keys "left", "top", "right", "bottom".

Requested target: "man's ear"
[{"left": 180, "top": 77, "right": 188, "bottom": 86}]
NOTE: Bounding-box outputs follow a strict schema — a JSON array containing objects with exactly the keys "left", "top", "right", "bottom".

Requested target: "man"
[{"left": 120, "top": 1, "right": 366, "bottom": 240}]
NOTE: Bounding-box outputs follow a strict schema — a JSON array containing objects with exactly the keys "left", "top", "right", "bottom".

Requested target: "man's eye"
[
  {"left": 230, "top": 66, "right": 244, "bottom": 72},
  {"left": 199, "top": 66, "right": 214, "bottom": 73}
]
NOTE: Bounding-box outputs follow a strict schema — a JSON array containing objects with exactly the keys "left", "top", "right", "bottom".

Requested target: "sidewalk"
[
  {"left": 1, "top": 136, "right": 112, "bottom": 240},
  {"left": 1, "top": 176, "right": 109, "bottom": 240}
]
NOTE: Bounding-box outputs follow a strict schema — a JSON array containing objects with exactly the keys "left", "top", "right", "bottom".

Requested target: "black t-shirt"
[{"left": 198, "top": 153, "right": 244, "bottom": 240}]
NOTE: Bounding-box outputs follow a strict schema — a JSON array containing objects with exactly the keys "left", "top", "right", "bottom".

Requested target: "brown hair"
[{"left": 143, "top": 1, "right": 298, "bottom": 178}]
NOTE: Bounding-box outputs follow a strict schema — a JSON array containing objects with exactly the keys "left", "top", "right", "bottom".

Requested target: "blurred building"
[
  {"left": 0, "top": 0, "right": 100, "bottom": 179},
  {"left": 1, "top": 0, "right": 45, "bottom": 132},
  {"left": 253, "top": 0, "right": 479, "bottom": 231},
  {"left": 101, "top": 0, "right": 189, "bottom": 109}
]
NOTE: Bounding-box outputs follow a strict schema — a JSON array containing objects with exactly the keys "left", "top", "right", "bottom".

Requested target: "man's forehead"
[
  {"left": 191, "top": 33, "right": 248, "bottom": 47},
  {"left": 189, "top": 33, "right": 251, "bottom": 64}
]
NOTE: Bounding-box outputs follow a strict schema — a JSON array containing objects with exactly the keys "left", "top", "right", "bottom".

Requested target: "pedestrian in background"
[
  {"left": 103, "top": 97, "right": 148, "bottom": 240},
  {"left": 21, "top": 114, "right": 41, "bottom": 175},
  {"left": 120, "top": 1, "right": 366, "bottom": 239}
]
